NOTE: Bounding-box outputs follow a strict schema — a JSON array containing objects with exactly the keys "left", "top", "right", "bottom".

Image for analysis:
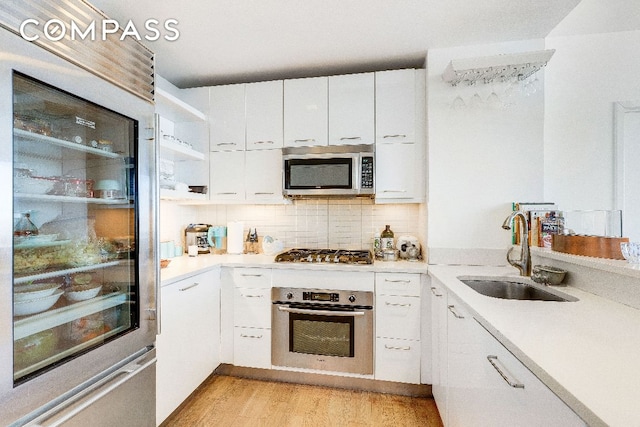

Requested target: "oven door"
[{"left": 272, "top": 304, "right": 373, "bottom": 374}]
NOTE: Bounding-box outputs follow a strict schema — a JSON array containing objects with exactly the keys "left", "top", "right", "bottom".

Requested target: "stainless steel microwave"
[{"left": 282, "top": 144, "right": 375, "bottom": 197}]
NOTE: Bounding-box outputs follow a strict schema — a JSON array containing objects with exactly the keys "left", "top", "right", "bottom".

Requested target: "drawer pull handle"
[
  {"left": 384, "top": 279, "right": 411, "bottom": 283},
  {"left": 253, "top": 140, "right": 274, "bottom": 144},
  {"left": 240, "top": 273, "right": 263, "bottom": 277},
  {"left": 340, "top": 136, "right": 362, "bottom": 141},
  {"left": 447, "top": 305, "right": 464, "bottom": 319},
  {"left": 216, "top": 142, "right": 237, "bottom": 146},
  {"left": 383, "top": 134, "right": 407, "bottom": 139},
  {"left": 385, "top": 302, "right": 411, "bottom": 307},
  {"left": 430, "top": 286, "right": 443, "bottom": 297},
  {"left": 217, "top": 192, "right": 238, "bottom": 195},
  {"left": 253, "top": 192, "right": 275, "bottom": 195},
  {"left": 179, "top": 282, "right": 200, "bottom": 292},
  {"left": 294, "top": 138, "right": 316, "bottom": 143},
  {"left": 487, "top": 355, "right": 525, "bottom": 389},
  {"left": 240, "top": 334, "right": 263, "bottom": 339},
  {"left": 381, "top": 190, "right": 407, "bottom": 193},
  {"left": 384, "top": 344, "right": 411, "bottom": 351},
  {"left": 241, "top": 294, "right": 263, "bottom": 298}
]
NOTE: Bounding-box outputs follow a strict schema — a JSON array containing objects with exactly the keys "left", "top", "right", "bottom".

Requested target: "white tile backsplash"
[{"left": 160, "top": 199, "right": 423, "bottom": 252}]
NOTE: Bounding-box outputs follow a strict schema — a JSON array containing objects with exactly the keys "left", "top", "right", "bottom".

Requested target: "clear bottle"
[
  {"left": 373, "top": 232, "right": 382, "bottom": 259},
  {"left": 381, "top": 225, "right": 394, "bottom": 250}
]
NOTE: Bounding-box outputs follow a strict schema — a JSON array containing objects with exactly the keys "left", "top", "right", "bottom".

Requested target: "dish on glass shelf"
[
  {"left": 64, "top": 284, "right": 103, "bottom": 302},
  {"left": 14, "top": 282, "right": 61, "bottom": 301},
  {"left": 14, "top": 289, "right": 63, "bottom": 316}
]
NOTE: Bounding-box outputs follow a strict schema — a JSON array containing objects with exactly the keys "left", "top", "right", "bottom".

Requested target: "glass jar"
[{"left": 14, "top": 213, "right": 38, "bottom": 237}]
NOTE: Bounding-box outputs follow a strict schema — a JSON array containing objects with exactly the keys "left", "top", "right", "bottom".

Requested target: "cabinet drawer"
[
  {"left": 375, "top": 273, "right": 420, "bottom": 296},
  {"left": 233, "top": 287, "right": 271, "bottom": 328},
  {"left": 232, "top": 267, "right": 272, "bottom": 288},
  {"left": 233, "top": 327, "right": 271, "bottom": 369},
  {"left": 376, "top": 295, "right": 421, "bottom": 340},
  {"left": 375, "top": 337, "right": 421, "bottom": 384}
]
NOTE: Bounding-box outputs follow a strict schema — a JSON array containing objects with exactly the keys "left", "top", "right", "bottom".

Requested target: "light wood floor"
[{"left": 162, "top": 375, "right": 443, "bottom": 427}]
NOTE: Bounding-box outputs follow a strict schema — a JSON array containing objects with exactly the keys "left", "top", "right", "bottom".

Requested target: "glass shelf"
[
  {"left": 14, "top": 193, "right": 130, "bottom": 205},
  {"left": 14, "top": 128, "right": 122, "bottom": 159},
  {"left": 14, "top": 291, "right": 128, "bottom": 340},
  {"left": 13, "top": 260, "right": 123, "bottom": 285}
]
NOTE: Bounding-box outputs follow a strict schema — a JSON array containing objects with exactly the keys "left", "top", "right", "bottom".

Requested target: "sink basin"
[{"left": 458, "top": 278, "right": 575, "bottom": 302}]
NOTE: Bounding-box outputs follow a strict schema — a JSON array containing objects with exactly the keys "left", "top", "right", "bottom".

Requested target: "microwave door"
[{"left": 284, "top": 157, "right": 356, "bottom": 196}]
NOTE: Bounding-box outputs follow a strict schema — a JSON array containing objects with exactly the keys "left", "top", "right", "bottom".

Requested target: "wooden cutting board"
[{"left": 551, "top": 234, "right": 629, "bottom": 259}]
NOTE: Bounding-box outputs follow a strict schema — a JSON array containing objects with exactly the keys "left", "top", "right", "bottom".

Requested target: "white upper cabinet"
[
  {"left": 328, "top": 73, "right": 374, "bottom": 145},
  {"left": 245, "top": 80, "right": 283, "bottom": 150},
  {"left": 375, "top": 69, "right": 418, "bottom": 143},
  {"left": 209, "top": 150, "right": 245, "bottom": 201},
  {"left": 245, "top": 149, "right": 283, "bottom": 202},
  {"left": 210, "top": 84, "right": 245, "bottom": 151},
  {"left": 284, "top": 76, "right": 328, "bottom": 147},
  {"left": 375, "top": 141, "right": 421, "bottom": 202}
]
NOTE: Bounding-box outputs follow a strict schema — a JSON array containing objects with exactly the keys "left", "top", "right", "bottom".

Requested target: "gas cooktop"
[{"left": 274, "top": 248, "right": 373, "bottom": 264}]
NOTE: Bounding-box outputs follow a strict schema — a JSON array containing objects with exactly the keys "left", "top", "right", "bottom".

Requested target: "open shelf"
[{"left": 156, "top": 88, "right": 207, "bottom": 122}]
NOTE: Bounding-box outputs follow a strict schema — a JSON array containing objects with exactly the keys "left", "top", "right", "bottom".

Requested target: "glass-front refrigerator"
[
  {"left": 12, "top": 72, "right": 138, "bottom": 383},
  {"left": 0, "top": 24, "right": 157, "bottom": 427}
]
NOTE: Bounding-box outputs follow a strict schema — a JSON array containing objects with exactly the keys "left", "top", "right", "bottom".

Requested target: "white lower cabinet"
[
  {"left": 375, "top": 337, "right": 421, "bottom": 383},
  {"left": 233, "top": 326, "right": 272, "bottom": 369},
  {"left": 374, "top": 273, "right": 421, "bottom": 384},
  {"left": 156, "top": 269, "right": 220, "bottom": 425},
  {"left": 228, "top": 267, "right": 272, "bottom": 369},
  {"left": 435, "top": 285, "right": 586, "bottom": 427}
]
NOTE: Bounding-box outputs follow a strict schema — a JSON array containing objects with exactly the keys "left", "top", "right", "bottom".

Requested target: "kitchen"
[{"left": 2, "top": 0, "right": 640, "bottom": 426}]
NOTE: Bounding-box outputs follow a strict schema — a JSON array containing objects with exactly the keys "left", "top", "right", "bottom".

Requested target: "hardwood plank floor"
[{"left": 161, "top": 375, "right": 443, "bottom": 427}]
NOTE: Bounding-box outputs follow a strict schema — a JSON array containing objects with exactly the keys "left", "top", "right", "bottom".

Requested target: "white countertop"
[
  {"left": 428, "top": 264, "right": 640, "bottom": 427},
  {"left": 160, "top": 253, "right": 428, "bottom": 285}
]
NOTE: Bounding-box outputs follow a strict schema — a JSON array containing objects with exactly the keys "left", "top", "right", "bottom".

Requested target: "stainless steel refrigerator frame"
[{"left": 0, "top": 27, "right": 158, "bottom": 426}]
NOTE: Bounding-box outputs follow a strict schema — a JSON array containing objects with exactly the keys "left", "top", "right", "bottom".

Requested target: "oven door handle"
[{"left": 277, "top": 305, "right": 367, "bottom": 317}]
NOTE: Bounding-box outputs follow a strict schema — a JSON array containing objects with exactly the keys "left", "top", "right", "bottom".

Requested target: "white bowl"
[
  {"left": 14, "top": 282, "right": 61, "bottom": 301},
  {"left": 65, "top": 284, "right": 102, "bottom": 302},
  {"left": 14, "top": 289, "right": 63, "bottom": 316}
]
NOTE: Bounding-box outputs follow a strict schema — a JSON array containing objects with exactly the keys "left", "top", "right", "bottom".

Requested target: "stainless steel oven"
[{"left": 272, "top": 287, "right": 373, "bottom": 374}]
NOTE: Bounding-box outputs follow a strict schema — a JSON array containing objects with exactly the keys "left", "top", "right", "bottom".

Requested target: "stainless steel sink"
[{"left": 458, "top": 278, "right": 576, "bottom": 302}]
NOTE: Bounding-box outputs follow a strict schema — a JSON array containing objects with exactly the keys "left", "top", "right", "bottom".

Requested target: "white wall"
[
  {"left": 544, "top": 30, "right": 640, "bottom": 212},
  {"left": 427, "top": 40, "right": 546, "bottom": 261}
]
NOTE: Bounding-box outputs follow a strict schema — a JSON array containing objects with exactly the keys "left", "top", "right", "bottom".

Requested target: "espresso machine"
[{"left": 185, "top": 224, "right": 212, "bottom": 254}]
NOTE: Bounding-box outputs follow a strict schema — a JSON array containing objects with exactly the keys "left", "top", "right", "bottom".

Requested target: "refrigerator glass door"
[{"left": 12, "top": 72, "right": 139, "bottom": 384}]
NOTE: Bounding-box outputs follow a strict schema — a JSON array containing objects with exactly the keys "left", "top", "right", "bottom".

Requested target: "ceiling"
[{"left": 88, "top": 0, "right": 584, "bottom": 88}]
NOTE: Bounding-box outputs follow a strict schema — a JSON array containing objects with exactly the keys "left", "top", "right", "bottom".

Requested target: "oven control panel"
[{"left": 303, "top": 291, "right": 340, "bottom": 302}]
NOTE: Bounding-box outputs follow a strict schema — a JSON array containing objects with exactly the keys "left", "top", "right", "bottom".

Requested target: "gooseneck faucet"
[{"left": 502, "top": 211, "right": 531, "bottom": 276}]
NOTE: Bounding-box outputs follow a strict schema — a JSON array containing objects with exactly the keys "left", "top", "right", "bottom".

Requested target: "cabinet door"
[
  {"left": 375, "top": 337, "right": 421, "bottom": 384},
  {"left": 477, "top": 325, "right": 585, "bottom": 426},
  {"left": 376, "top": 272, "right": 421, "bottom": 296},
  {"left": 376, "top": 295, "right": 421, "bottom": 340},
  {"left": 233, "top": 327, "right": 272, "bottom": 369},
  {"left": 245, "top": 149, "right": 283, "bottom": 202},
  {"left": 246, "top": 80, "right": 283, "bottom": 150},
  {"left": 156, "top": 271, "right": 218, "bottom": 424},
  {"left": 210, "top": 84, "right": 245, "bottom": 151},
  {"left": 328, "top": 73, "right": 374, "bottom": 145},
  {"left": 375, "top": 69, "right": 416, "bottom": 143},
  {"left": 375, "top": 142, "right": 421, "bottom": 201},
  {"left": 284, "top": 77, "right": 328, "bottom": 147},
  {"left": 233, "top": 287, "right": 271, "bottom": 328},
  {"left": 431, "top": 281, "right": 449, "bottom": 425},
  {"left": 210, "top": 150, "right": 245, "bottom": 201}
]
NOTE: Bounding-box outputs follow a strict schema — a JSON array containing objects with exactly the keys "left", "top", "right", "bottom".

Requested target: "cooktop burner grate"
[{"left": 274, "top": 248, "right": 373, "bottom": 264}]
